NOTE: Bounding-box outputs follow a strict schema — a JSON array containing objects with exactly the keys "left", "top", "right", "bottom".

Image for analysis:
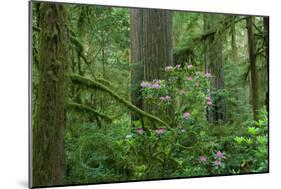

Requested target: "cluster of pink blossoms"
[
  {"left": 213, "top": 151, "right": 224, "bottom": 166},
  {"left": 216, "top": 151, "right": 224, "bottom": 158},
  {"left": 183, "top": 112, "right": 191, "bottom": 120},
  {"left": 187, "top": 64, "right": 193, "bottom": 69},
  {"left": 165, "top": 66, "right": 173, "bottom": 72},
  {"left": 165, "top": 64, "right": 182, "bottom": 72},
  {"left": 176, "top": 64, "right": 181, "bottom": 69},
  {"left": 214, "top": 160, "right": 221, "bottom": 166},
  {"left": 135, "top": 127, "right": 167, "bottom": 136},
  {"left": 140, "top": 81, "right": 151, "bottom": 88},
  {"left": 199, "top": 155, "right": 207, "bottom": 162},
  {"left": 199, "top": 151, "right": 225, "bottom": 167},
  {"left": 140, "top": 80, "right": 161, "bottom": 89},
  {"left": 160, "top": 95, "right": 171, "bottom": 101},
  {"left": 156, "top": 127, "right": 166, "bottom": 135},
  {"left": 206, "top": 95, "right": 212, "bottom": 106},
  {"left": 135, "top": 128, "right": 144, "bottom": 135}
]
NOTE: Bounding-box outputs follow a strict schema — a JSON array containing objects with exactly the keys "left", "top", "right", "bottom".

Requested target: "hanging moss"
[{"left": 68, "top": 102, "right": 112, "bottom": 122}]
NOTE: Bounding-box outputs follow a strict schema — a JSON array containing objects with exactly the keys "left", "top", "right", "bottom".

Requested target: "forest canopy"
[{"left": 31, "top": 2, "right": 269, "bottom": 187}]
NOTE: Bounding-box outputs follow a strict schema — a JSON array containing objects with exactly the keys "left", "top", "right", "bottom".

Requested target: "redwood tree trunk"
[
  {"left": 32, "top": 3, "right": 69, "bottom": 187},
  {"left": 130, "top": 9, "right": 145, "bottom": 120},
  {"left": 130, "top": 8, "right": 173, "bottom": 118}
]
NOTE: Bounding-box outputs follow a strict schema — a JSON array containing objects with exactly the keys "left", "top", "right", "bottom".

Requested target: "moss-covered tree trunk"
[
  {"left": 246, "top": 16, "right": 259, "bottom": 121},
  {"left": 130, "top": 8, "right": 173, "bottom": 119},
  {"left": 32, "top": 3, "right": 69, "bottom": 187},
  {"left": 263, "top": 17, "right": 269, "bottom": 113},
  {"left": 204, "top": 14, "right": 225, "bottom": 123}
]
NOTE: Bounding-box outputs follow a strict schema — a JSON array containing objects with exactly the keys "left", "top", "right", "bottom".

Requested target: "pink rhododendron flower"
[
  {"left": 205, "top": 72, "right": 212, "bottom": 78},
  {"left": 207, "top": 101, "right": 212, "bottom": 105},
  {"left": 165, "top": 66, "right": 173, "bottom": 72},
  {"left": 136, "top": 128, "right": 144, "bottom": 135},
  {"left": 176, "top": 64, "right": 181, "bottom": 69},
  {"left": 187, "top": 64, "right": 193, "bottom": 69},
  {"left": 183, "top": 112, "right": 190, "bottom": 119},
  {"left": 151, "top": 83, "right": 160, "bottom": 89},
  {"left": 187, "top": 76, "right": 192, "bottom": 81},
  {"left": 216, "top": 151, "right": 224, "bottom": 158},
  {"left": 156, "top": 128, "right": 166, "bottom": 135},
  {"left": 140, "top": 81, "right": 151, "bottom": 88},
  {"left": 214, "top": 160, "right": 221, "bottom": 166},
  {"left": 199, "top": 155, "right": 207, "bottom": 162}
]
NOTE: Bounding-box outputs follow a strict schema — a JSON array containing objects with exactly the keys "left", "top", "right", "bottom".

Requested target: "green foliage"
[
  {"left": 32, "top": 2, "right": 268, "bottom": 185},
  {"left": 229, "top": 109, "right": 268, "bottom": 172}
]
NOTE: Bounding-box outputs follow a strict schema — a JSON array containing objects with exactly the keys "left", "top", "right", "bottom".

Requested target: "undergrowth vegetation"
[{"left": 64, "top": 64, "right": 268, "bottom": 184}]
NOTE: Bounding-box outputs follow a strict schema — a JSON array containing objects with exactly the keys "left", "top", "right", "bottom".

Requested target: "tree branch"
[{"left": 69, "top": 74, "right": 173, "bottom": 131}]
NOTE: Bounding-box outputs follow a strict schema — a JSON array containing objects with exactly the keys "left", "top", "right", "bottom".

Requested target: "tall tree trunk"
[
  {"left": 204, "top": 14, "right": 225, "bottom": 123},
  {"left": 231, "top": 24, "right": 239, "bottom": 65},
  {"left": 130, "top": 9, "right": 145, "bottom": 121},
  {"left": 263, "top": 17, "right": 269, "bottom": 113},
  {"left": 142, "top": 9, "right": 173, "bottom": 81},
  {"left": 130, "top": 8, "right": 173, "bottom": 120},
  {"left": 246, "top": 16, "right": 259, "bottom": 121},
  {"left": 33, "top": 3, "right": 69, "bottom": 187}
]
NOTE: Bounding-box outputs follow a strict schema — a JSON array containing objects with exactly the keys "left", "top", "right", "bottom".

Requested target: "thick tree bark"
[
  {"left": 130, "top": 9, "right": 144, "bottom": 120},
  {"left": 32, "top": 3, "right": 69, "bottom": 187},
  {"left": 130, "top": 8, "right": 173, "bottom": 118},
  {"left": 203, "top": 14, "right": 225, "bottom": 123},
  {"left": 263, "top": 17, "right": 269, "bottom": 113},
  {"left": 246, "top": 17, "right": 259, "bottom": 121},
  {"left": 142, "top": 9, "right": 173, "bottom": 81}
]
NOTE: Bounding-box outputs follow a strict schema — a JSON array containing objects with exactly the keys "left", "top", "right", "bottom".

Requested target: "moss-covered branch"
[
  {"left": 68, "top": 102, "right": 112, "bottom": 122},
  {"left": 69, "top": 74, "right": 173, "bottom": 131}
]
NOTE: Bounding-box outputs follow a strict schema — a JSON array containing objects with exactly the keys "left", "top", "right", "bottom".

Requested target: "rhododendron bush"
[
  {"left": 65, "top": 63, "right": 268, "bottom": 182},
  {"left": 140, "top": 64, "right": 211, "bottom": 126}
]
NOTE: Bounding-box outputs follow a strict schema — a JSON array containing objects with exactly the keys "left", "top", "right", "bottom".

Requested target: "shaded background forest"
[{"left": 31, "top": 2, "right": 269, "bottom": 187}]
